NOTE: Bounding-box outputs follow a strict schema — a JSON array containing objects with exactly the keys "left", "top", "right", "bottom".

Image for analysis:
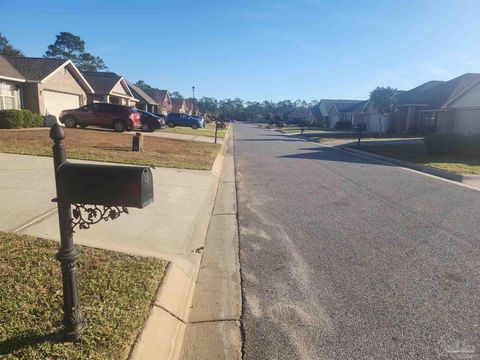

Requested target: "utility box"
[{"left": 57, "top": 163, "right": 153, "bottom": 208}]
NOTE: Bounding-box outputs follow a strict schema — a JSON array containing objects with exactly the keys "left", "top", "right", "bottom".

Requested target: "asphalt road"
[{"left": 234, "top": 123, "right": 480, "bottom": 360}]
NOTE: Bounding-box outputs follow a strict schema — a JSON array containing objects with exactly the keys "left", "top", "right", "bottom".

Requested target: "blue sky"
[{"left": 1, "top": 0, "right": 479, "bottom": 101}]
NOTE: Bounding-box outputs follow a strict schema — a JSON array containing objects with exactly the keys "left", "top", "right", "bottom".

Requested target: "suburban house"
[
  {"left": 144, "top": 89, "right": 172, "bottom": 115},
  {"left": 126, "top": 81, "right": 158, "bottom": 113},
  {"left": 0, "top": 55, "right": 94, "bottom": 119},
  {"left": 171, "top": 98, "right": 187, "bottom": 113},
  {"left": 350, "top": 100, "right": 388, "bottom": 133},
  {"left": 81, "top": 71, "right": 138, "bottom": 106},
  {"left": 326, "top": 100, "right": 365, "bottom": 129},
  {"left": 391, "top": 73, "right": 480, "bottom": 134},
  {"left": 313, "top": 99, "right": 364, "bottom": 128},
  {"left": 184, "top": 98, "right": 199, "bottom": 115}
]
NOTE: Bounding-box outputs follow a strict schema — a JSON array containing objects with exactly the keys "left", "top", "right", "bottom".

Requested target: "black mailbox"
[{"left": 58, "top": 163, "right": 153, "bottom": 208}]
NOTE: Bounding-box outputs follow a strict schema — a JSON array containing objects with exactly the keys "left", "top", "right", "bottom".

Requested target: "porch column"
[{"left": 406, "top": 106, "right": 415, "bottom": 132}]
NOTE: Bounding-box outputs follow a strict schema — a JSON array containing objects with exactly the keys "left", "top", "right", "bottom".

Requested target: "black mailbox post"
[{"left": 50, "top": 124, "right": 153, "bottom": 341}]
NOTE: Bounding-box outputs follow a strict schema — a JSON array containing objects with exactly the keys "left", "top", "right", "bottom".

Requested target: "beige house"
[
  {"left": 171, "top": 98, "right": 187, "bottom": 113},
  {"left": 82, "top": 71, "right": 137, "bottom": 106},
  {"left": 144, "top": 89, "right": 172, "bottom": 115},
  {"left": 0, "top": 55, "right": 94, "bottom": 119},
  {"left": 126, "top": 81, "right": 159, "bottom": 113},
  {"left": 184, "top": 98, "right": 199, "bottom": 115},
  {"left": 391, "top": 73, "right": 480, "bottom": 134}
]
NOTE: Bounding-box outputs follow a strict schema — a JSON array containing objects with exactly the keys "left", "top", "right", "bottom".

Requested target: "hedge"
[
  {"left": 424, "top": 133, "right": 480, "bottom": 157},
  {"left": 0, "top": 109, "right": 44, "bottom": 129}
]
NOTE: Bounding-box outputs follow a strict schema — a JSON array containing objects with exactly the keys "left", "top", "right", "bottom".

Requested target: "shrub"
[
  {"left": 334, "top": 121, "right": 352, "bottom": 130},
  {"left": 0, "top": 109, "right": 44, "bottom": 129},
  {"left": 424, "top": 133, "right": 480, "bottom": 157}
]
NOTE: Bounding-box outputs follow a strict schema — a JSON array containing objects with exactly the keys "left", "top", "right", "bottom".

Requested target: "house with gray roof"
[
  {"left": 313, "top": 99, "right": 364, "bottom": 128},
  {"left": 324, "top": 99, "right": 365, "bottom": 129},
  {"left": 126, "top": 81, "right": 159, "bottom": 113},
  {"left": 0, "top": 55, "right": 94, "bottom": 119},
  {"left": 391, "top": 73, "right": 480, "bottom": 134},
  {"left": 82, "top": 71, "right": 138, "bottom": 107},
  {"left": 144, "top": 89, "right": 172, "bottom": 115}
]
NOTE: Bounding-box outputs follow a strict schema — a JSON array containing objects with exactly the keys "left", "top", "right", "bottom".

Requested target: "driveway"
[{"left": 234, "top": 124, "right": 480, "bottom": 359}]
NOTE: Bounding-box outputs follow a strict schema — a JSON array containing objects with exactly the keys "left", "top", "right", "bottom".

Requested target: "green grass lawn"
[
  {"left": 0, "top": 129, "right": 220, "bottom": 170},
  {"left": 160, "top": 122, "right": 227, "bottom": 138},
  {"left": 0, "top": 232, "right": 167, "bottom": 359},
  {"left": 357, "top": 143, "right": 480, "bottom": 175}
]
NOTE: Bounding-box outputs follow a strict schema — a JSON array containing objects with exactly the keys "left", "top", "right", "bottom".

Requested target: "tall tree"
[
  {"left": 198, "top": 97, "right": 219, "bottom": 115},
  {"left": 0, "top": 32, "right": 24, "bottom": 56},
  {"left": 370, "top": 86, "right": 398, "bottom": 135},
  {"left": 45, "top": 32, "right": 107, "bottom": 71},
  {"left": 135, "top": 80, "right": 154, "bottom": 91}
]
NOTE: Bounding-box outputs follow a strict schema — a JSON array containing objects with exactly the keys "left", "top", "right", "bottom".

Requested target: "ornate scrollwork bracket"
[{"left": 70, "top": 204, "right": 129, "bottom": 233}]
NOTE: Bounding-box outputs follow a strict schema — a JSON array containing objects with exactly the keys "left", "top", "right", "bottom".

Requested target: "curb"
[
  {"left": 180, "top": 125, "right": 242, "bottom": 359},
  {"left": 343, "top": 146, "right": 480, "bottom": 187},
  {"left": 129, "top": 127, "right": 233, "bottom": 360}
]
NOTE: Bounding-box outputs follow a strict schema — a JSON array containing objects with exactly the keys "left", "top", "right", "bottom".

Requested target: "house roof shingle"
[
  {"left": 126, "top": 81, "right": 158, "bottom": 105},
  {"left": 3, "top": 56, "right": 68, "bottom": 81},
  {"left": 397, "top": 73, "right": 480, "bottom": 108},
  {"left": 316, "top": 99, "right": 364, "bottom": 116},
  {"left": 145, "top": 89, "right": 169, "bottom": 104},
  {"left": 0, "top": 55, "right": 25, "bottom": 81},
  {"left": 81, "top": 71, "right": 123, "bottom": 94}
]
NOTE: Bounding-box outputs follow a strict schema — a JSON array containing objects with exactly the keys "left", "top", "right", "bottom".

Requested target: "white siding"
[{"left": 455, "top": 109, "right": 480, "bottom": 134}]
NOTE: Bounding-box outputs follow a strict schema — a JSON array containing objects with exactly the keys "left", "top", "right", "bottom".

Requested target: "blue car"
[{"left": 167, "top": 113, "right": 204, "bottom": 129}]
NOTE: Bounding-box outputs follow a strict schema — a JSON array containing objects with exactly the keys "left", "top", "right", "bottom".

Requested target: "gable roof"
[
  {"left": 340, "top": 100, "right": 369, "bottom": 113},
  {"left": 397, "top": 73, "right": 480, "bottom": 109},
  {"left": 126, "top": 81, "right": 158, "bottom": 105},
  {"left": 82, "top": 71, "right": 125, "bottom": 94},
  {"left": 0, "top": 55, "right": 25, "bottom": 81},
  {"left": 0, "top": 56, "right": 94, "bottom": 93},
  {"left": 2, "top": 56, "right": 68, "bottom": 82},
  {"left": 171, "top": 98, "right": 185, "bottom": 106},
  {"left": 145, "top": 89, "right": 169, "bottom": 104},
  {"left": 316, "top": 99, "right": 364, "bottom": 116}
]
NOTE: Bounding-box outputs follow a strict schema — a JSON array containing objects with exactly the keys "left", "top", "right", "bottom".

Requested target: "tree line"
[{"left": 1, "top": 31, "right": 399, "bottom": 124}]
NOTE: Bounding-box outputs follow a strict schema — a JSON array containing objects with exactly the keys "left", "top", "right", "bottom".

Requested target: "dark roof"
[
  {"left": 331, "top": 100, "right": 365, "bottom": 113},
  {"left": 145, "top": 89, "right": 169, "bottom": 104},
  {"left": 1, "top": 56, "right": 67, "bottom": 81},
  {"left": 0, "top": 55, "right": 25, "bottom": 80},
  {"left": 82, "top": 71, "right": 123, "bottom": 94},
  {"left": 339, "top": 100, "right": 368, "bottom": 113},
  {"left": 316, "top": 99, "right": 364, "bottom": 116},
  {"left": 171, "top": 98, "right": 185, "bottom": 106},
  {"left": 126, "top": 81, "right": 158, "bottom": 105},
  {"left": 397, "top": 73, "right": 480, "bottom": 108}
]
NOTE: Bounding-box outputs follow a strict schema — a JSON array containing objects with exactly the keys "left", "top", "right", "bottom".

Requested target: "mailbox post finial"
[{"left": 50, "top": 123, "right": 65, "bottom": 142}]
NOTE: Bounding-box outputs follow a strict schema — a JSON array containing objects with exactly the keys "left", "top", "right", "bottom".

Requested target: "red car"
[{"left": 59, "top": 103, "right": 141, "bottom": 132}]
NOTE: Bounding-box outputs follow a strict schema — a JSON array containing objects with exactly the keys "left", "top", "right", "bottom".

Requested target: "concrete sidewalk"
[{"left": 143, "top": 129, "right": 224, "bottom": 144}]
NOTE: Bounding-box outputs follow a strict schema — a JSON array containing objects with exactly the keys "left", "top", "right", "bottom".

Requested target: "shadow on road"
[{"left": 278, "top": 146, "right": 388, "bottom": 166}]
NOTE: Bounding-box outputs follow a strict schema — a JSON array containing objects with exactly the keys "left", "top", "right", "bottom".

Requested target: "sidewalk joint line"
[
  {"left": 12, "top": 207, "right": 58, "bottom": 232},
  {"left": 154, "top": 304, "right": 187, "bottom": 324}
]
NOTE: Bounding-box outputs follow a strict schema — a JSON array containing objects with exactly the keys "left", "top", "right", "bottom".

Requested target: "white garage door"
[
  {"left": 43, "top": 91, "right": 81, "bottom": 120},
  {"left": 455, "top": 109, "right": 480, "bottom": 135}
]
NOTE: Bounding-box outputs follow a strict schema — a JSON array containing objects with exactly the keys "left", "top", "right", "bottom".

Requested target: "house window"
[{"left": 0, "top": 81, "right": 21, "bottom": 110}]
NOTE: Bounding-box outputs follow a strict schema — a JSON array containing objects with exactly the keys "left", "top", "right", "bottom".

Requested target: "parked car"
[
  {"left": 137, "top": 110, "right": 165, "bottom": 132},
  {"left": 59, "top": 103, "right": 141, "bottom": 132},
  {"left": 166, "top": 113, "right": 204, "bottom": 129}
]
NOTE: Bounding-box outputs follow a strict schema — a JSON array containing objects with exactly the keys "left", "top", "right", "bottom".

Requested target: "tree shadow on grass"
[{"left": 0, "top": 330, "right": 63, "bottom": 355}]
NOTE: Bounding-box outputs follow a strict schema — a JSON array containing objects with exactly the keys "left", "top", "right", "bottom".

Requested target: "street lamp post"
[{"left": 192, "top": 86, "right": 196, "bottom": 115}]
